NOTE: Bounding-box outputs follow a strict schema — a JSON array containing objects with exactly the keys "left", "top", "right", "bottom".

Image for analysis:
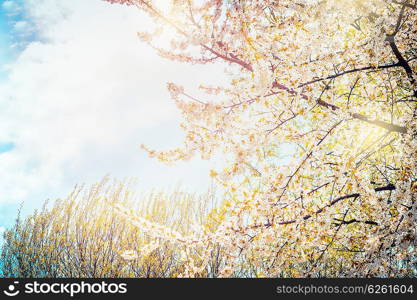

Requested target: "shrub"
[{"left": 0, "top": 178, "right": 219, "bottom": 278}]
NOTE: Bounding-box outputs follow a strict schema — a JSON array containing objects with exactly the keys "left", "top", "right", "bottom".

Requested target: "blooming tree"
[{"left": 106, "top": 0, "right": 417, "bottom": 277}]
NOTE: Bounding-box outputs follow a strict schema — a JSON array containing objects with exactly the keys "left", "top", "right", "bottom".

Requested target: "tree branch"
[
  {"left": 392, "top": 0, "right": 417, "bottom": 10},
  {"left": 274, "top": 183, "right": 396, "bottom": 225}
]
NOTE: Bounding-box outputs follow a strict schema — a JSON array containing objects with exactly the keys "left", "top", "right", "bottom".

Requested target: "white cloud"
[{"left": 0, "top": 0, "right": 226, "bottom": 212}]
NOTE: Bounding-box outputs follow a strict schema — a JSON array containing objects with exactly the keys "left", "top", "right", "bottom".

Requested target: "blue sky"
[
  {"left": 0, "top": 0, "right": 35, "bottom": 78},
  {"left": 0, "top": 1, "right": 15, "bottom": 80},
  {"left": 0, "top": 0, "right": 226, "bottom": 232},
  {"left": 0, "top": 0, "right": 25, "bottom": 230}
]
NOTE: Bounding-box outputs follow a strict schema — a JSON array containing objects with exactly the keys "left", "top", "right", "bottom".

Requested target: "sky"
[{"left": 0, "top": 0, "right": 227, "bottom": 230}]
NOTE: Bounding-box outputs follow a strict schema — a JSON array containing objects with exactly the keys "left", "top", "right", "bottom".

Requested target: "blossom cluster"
[{"left": 105, "top": 0, "right": 417, "bottom": 277}]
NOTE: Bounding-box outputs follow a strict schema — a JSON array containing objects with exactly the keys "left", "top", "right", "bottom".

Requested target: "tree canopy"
[{"left": 1, "top": 179, "right": 221, "bottom": 277}]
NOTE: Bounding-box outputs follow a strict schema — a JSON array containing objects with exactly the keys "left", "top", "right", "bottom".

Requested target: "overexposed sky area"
[{"left": 0, "top": 0, "right": 226, "bottom": 228}]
